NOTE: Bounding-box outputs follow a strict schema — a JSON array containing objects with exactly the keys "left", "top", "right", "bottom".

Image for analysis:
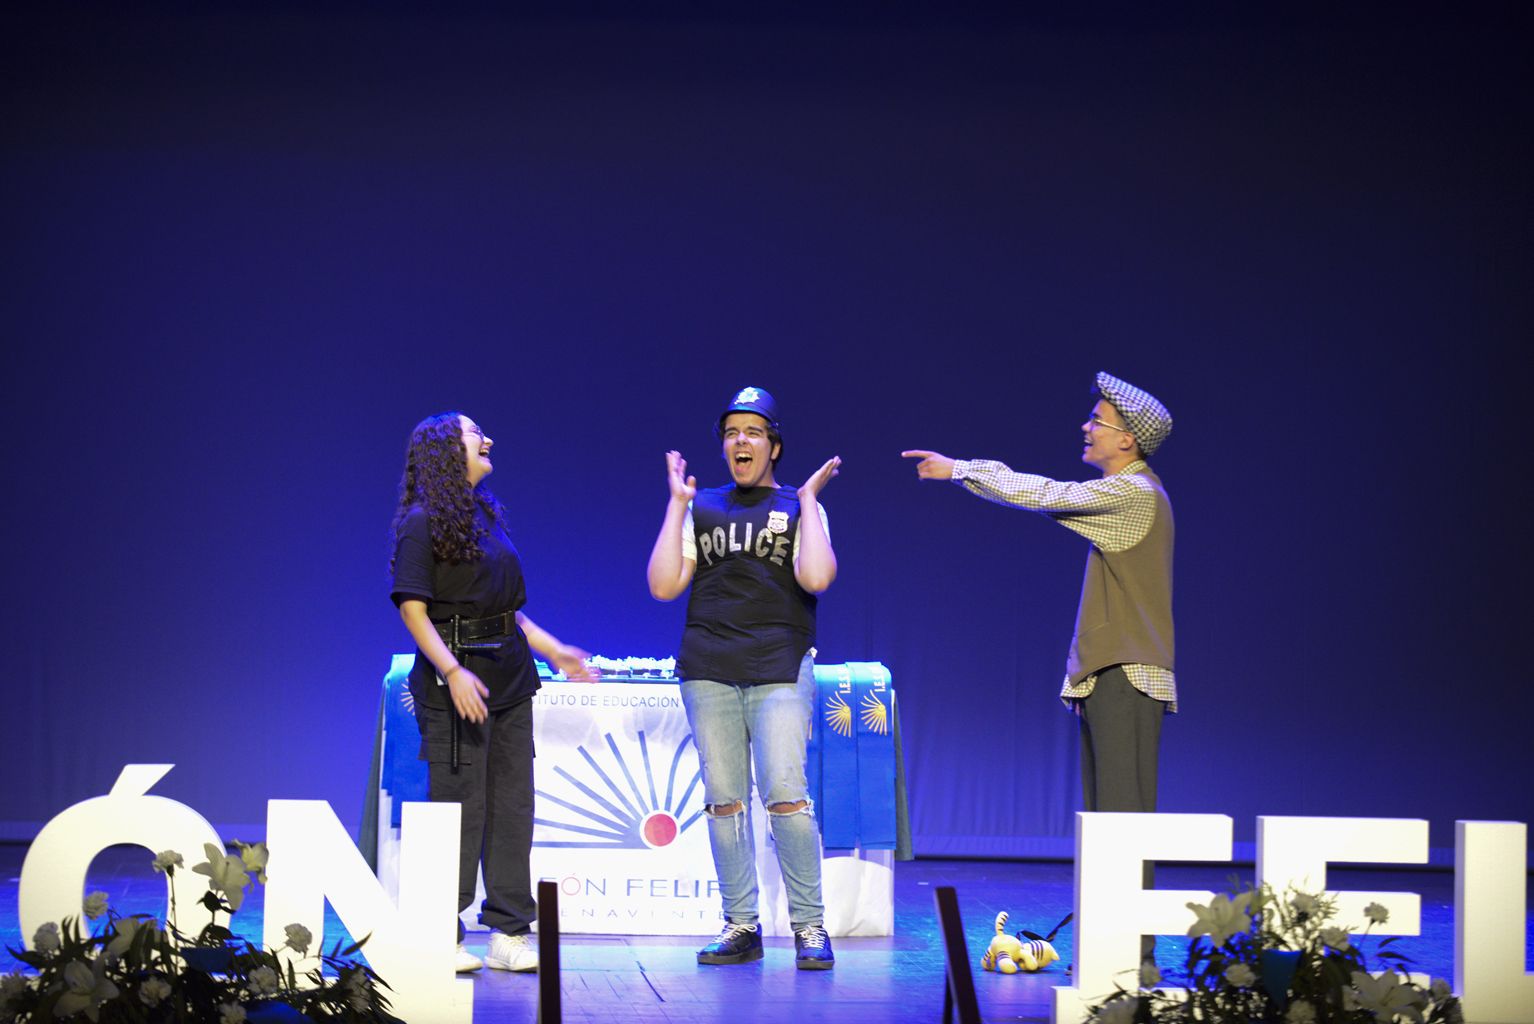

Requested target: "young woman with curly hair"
[{"left": 389, "top": 411, "right": 595, "bottom": 975}]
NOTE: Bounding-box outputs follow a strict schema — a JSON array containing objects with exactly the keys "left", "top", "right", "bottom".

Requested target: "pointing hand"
[{"left": 901, "top": 450, "right": 955, "bottom": 480}]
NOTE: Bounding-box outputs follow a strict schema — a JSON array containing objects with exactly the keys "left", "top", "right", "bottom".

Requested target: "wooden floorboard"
[{"left": 0, "top": 845, "right": 1524, "bottom": 1022}]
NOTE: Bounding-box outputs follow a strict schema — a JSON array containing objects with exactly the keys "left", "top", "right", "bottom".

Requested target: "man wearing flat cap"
[{"left": 903, "top": 372, "right": 1175, "bottom": 936}]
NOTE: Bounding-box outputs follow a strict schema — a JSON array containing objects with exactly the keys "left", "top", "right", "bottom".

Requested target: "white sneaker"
[
  {"left": 454, "top": 943, "right": 484, "bottom": 973},
  {"left": 485, "top": 931, "right": 538, "bottom": 972}
]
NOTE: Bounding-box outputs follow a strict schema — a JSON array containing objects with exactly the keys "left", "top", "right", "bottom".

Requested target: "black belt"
[
  {"left": 433, "top": 611, "right": 513, "bottom": 652},
  {"left": 431, "top": 611, "right": 513, "bottom": 772}
]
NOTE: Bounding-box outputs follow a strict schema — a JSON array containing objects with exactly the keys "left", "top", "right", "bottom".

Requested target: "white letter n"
[{"left": 264, "top": 800, "right": 471, "bottom": 1024}]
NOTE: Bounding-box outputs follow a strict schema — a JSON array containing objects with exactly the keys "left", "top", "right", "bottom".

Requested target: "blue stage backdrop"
[{"left": 2, "top": 5, "right": 1529, "bottom": 858}]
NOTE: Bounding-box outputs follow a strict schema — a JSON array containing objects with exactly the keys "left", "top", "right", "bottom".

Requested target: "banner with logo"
[
  {"left": 527, "top": 682, "right": 720, "bottom": 936},
  {"left": 369, "top": 665, "right": 900, "bottom": 936}
]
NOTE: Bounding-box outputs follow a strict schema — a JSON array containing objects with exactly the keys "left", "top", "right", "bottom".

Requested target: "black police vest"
[{"left": 679, "top": 485, "right": 818, "bottom": 685}]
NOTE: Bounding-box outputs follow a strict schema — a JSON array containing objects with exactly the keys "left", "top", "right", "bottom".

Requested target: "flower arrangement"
[
  {"left": 1, "top": 843, "right": 394, "bottom": 1023},
  {"left": 1085, "top": 884, "right": 1464, "bottom": 1024},
  {"left": 566, "top": 655, "right": 676, "bottom": 679}
]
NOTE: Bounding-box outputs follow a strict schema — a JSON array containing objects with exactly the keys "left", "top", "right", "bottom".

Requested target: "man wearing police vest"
[{"left": 647, "top": 386, "right": 842, "bottom": 970}]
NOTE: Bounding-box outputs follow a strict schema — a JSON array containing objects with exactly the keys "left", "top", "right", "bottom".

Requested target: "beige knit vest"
[{"left": 1065, "top": 467, "right": 1174, "bottom": 685}]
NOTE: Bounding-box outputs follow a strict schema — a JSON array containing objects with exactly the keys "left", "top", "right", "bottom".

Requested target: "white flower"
[
  {"left": 32, "top": 922, "right": 61, "bottom": 955},
  {"left": 218, "top": 1001, "right": 247, "bottom": 1024},
  {"left": 59, "top": 958, "right": 94, "bottom": 991},
  {"left": 248, "top": 965, "right": 280, "bottom": 998},
  {"left": 1285, "top": 999, "right": 1317, "bottom": 1024},
  {"left": 1185, "top": 891, "right": 1255, "bottom": 946},
  {"left": 54, "top": 958, "right": 120, "bottom": 1021},
  {"left": 343, "top": 968, "right": 372, "bottom": 1011},
  {"left": 138, "top": 976, "right": 172, "bottom": 1007},
  {"left": 1351, "top": 969, "right": 1427, "bottom": 1021},
  {"left": 1139, "top": 961, "right": 1161, "bottom": 988},
  {"left": 151, "top": 850, "right": 184, "bottom": 874},
  {"left": 1223, "top": 961, "right": 1257, "bottom": 987},
  {"left": 192, "top": 843, "right": 251, "bottom": 912},
  {"left": 283, "top": 923, "right": 313, "bottom": 956},
  {"left": 1092, "top": 998, "right": 1140, "bottom": 1024},
  {"left": 1363, "top": 901, "right": 1390, "bottom": 925},
  {"left": 233, "top": 841, "right": 269, "bottom": 886},
  {"left": 1430, "top": 977, "right": 1452, "bottom": 999},
  {"left": 1320, "top": 926, "right": 1351, "bottom": 951},
  {"left": 1, "top": 971, "right": 30, "bottom": 1013},
  {"left": 1290, "top": 892, "right": 1317, "bottom": 915},
  {"left": 105, "top": 916, "right": 155, "bottom": 959},
  {"left": 82, "top": 891, "right": 109, "bottom": 921}
]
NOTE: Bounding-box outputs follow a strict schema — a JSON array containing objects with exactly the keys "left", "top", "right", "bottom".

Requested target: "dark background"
[{"left": 3, "top": 3, "right": 1529, "bottom": 859}]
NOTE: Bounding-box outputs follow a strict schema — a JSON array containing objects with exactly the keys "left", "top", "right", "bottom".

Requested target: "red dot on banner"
[{"left": 642, "top": 812, "right": 679, "bottom": 848}]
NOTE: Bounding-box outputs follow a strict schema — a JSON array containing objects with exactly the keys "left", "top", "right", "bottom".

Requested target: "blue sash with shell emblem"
[
  {"left": 853, "top": 663, "right": 897, "bottom": 849},
  {"left": 811, "top": 664, "right": 859, "bottom": 848},
  {"left": 806, "top": 662, "right": 898, "bottom": 850}
]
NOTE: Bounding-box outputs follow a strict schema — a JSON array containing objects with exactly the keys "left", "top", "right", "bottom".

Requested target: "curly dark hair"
[{"left": 389, "top": 411, "right": 508, "bottom": 572}]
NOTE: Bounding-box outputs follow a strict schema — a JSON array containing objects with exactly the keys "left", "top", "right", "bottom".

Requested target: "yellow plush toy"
[{"left": 979, "top": 911, "right": 1066, "bottom": 974}]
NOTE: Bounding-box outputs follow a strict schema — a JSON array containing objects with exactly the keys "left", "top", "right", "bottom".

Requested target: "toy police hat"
[
  {"left": 718, "top": 386, "right": 781, "bottom": 431},
  {"left": 1095, "top": 372, "right": 1172, "bottom": 455}
]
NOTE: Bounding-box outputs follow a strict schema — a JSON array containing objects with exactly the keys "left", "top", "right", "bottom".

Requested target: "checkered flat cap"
[{"left": 1095, "top": 372, "right": 1172, "bottom": 455}]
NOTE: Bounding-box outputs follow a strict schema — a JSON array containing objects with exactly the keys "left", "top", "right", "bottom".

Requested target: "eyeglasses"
[{"left": 1088, "top": 417, "right": 1131, "bottom": 434}]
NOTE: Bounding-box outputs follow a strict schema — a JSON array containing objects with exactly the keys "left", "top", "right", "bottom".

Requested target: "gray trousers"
[
  {"left": 1077, "top": 664, "right": 1162, "bottom": 814},
  {"left": 1078, "top": 664, "right": 1165, "bottom": 958}
]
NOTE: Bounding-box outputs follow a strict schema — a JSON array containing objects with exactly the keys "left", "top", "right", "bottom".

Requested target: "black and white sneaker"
[
  {"left": 697, "top": 921, "right": 763, "bottom": 965},
  {"left": 793, "top": 925, "right": 835, "bottom": 970}
]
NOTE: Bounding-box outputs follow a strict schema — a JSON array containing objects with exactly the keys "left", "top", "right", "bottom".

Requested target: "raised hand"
[
  {"left": 901, "top": 449, "right": 955, "bottom": 480},
  {"left": 799, "top": 455, "right": 842, "bottom": 500},
  {"left": 665, "top": 450, "right": 697, "bottom": 503}
]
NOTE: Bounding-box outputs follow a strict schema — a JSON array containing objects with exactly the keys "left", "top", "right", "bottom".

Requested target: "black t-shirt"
[
  {"left": 679, "top": 484, "right": 817, "bottom": 685},
  {"left": 390, "top": 504, "right": 541, "bottom": 710}
]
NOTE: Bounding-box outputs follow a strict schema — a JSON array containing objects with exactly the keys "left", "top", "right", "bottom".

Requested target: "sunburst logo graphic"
[
  {"left": 860, "top": 691, "right": 889, "bottom": 735},
  {"left": 534, "top": 731, "right": 704, "bottom": 849},
  {"left": 825, "top": 690, "right": 853, "bottom": 737}
]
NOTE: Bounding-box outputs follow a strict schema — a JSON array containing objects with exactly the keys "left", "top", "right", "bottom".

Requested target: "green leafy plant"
[
  {"left": 1085, "top": 884, "right": 1463, "bottom": 1024},
  {"left": 1, "top": 845, "right": 394, "bottom": 1023}
]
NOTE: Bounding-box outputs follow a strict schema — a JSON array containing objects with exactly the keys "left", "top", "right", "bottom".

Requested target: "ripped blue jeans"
[{"left": 680, "top": 654, "right": 824, "bottom": 930}]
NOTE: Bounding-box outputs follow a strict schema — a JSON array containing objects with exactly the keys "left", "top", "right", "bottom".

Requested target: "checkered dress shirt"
[{"left": 951, "top": 458, "right": 1177, "bottom": 712}]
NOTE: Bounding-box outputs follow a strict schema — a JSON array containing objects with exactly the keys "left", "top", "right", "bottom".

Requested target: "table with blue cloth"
[{"left": 361, "top": 657, "right": 910, "bottom": 937}]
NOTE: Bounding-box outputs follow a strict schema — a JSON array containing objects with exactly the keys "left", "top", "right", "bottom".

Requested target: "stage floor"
[{"left": 1, "top": 845, "right": 1525, "bottom": 1022}]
